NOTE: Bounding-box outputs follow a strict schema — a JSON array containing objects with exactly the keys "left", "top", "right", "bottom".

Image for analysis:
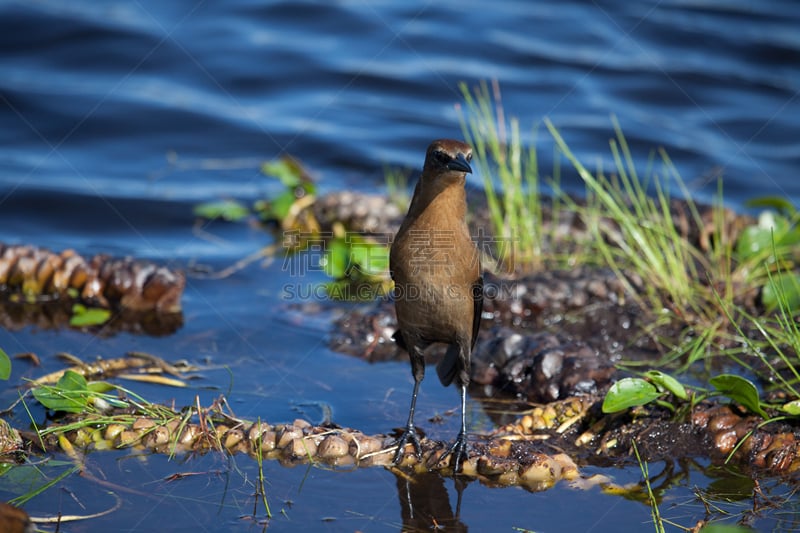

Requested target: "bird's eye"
[
  {"left": 432, "top": 150, "right": 449, "bottom": 164},
  {"left": 466, "top": 153, "right": 473, "bottom": 163}
]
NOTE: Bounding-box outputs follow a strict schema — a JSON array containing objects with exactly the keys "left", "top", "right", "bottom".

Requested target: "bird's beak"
[{"left": 447, "top": 153, "right": 472, "bottom": 174}]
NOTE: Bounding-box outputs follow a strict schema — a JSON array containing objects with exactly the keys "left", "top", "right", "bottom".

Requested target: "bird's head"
[{"left": 422, "top": 139, "right": 473, "bottom": 182}]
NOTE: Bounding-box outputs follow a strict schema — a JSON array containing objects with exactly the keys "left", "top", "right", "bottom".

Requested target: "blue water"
[
  {"left": 2, "top": 1, "right": 798, "bottom": 209},
  {"left": 1, "top": 0, "right": 799, "bottom": 531}
]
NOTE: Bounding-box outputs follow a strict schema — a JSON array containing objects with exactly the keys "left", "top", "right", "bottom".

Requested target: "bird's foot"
[
  {"left": 437, "top": 432, "right": 468, "bottom": 473},
  {"left": 392, "top": 426, "right": 422, "bottom": 465}
]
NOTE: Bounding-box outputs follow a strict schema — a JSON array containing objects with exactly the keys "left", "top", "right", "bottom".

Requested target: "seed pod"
[
  {"left": 104, "top": 424, "right": 127, "bottom": 442},
  {"left": 118, "top": 430, "right": 142, "bottom": 447},
  {"left": 148, "top": 426, "right": 170, "bottom": 447},
  {"left": 178, "top": 424, "right": 201, "bottom": 446},
  {"left": 0, "top": 243, "right": 184, "bottom": 313},
  {"left": 224, "top": 428, "right": 246, "bottom": 451},
  {"left": 459, "top": 455, "right": 479, "bottom": 476},
  {"left": 352, "top": 435, "right": 383, "bottom": 457},
  {"left": 288, "top": 436, "right": 317, "bottom": 459},
  {"left": 714, "top": 429, "right": 738, "bottom": 455},
  {"left": 133, "top": 418, "right": 156, "bottom": 431},
  {"left": 317, "top": 435, "right": 349, "bottom": 459},
  {"left": 477, "top": 456, "right": 515, "bottom": 476},
  {"left": 520, "top": 454, "right": 560, "bottom": 486},
  {"left": 276, "top": 426, "right": 302, "bottom": 450}
]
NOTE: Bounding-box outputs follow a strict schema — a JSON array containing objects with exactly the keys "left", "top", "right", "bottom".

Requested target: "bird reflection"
[{"left": 392, "top": 470, "right": 469, "bottom": 532}]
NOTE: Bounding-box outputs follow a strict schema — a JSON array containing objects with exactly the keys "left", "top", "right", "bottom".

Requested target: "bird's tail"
[{"left": 436, "top": 344, "right": 460, "bottom": 386}]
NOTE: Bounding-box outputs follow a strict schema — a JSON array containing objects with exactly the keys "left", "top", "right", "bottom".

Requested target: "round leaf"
[
  {"left": 644, "top": 370, "right": 687, "bottom": 400},
  {"left": 761, "top": 272, "right": 800, "bottom": 312},
  {"left": 32, "top": 370, "right": 91, "bottom": 413},
  {"left": 709, "top": 374, "right": 768, "bottom": 419},
  {"left": 602, "top": 378, "right": 663, "bottom": 413},
  {"left": 70, "top": 305, "right": 111, "bottom": 327},
  {"left": 262, "top": 160, "right": 297, "bottom": 187},
  {"left": 698, "top": 524, "right": 757, "bottom": 533},
  {"left": 349, "top": 239, "right": 389, "bottom": 276},
  {"left": 57, "top": 370, "right": 89, "bottom": 391},
  {"left": 735, "top": 212, "right": 789, "bottom": 260},
  {"left": 0, "top": 348, "right": 10, "bottom": 381},
  {"left": 745, "top": 196, "right": 796, "bottom": 217},
  {"left": 780, "top": 399, "right": 800, "bottom": 416},
  {"left": 265, "top": 189, "right": 298, "bottom": 222},
  {"left": 87, "top": 380, "right": 116, "bottom": 393},
  {"left": 324, "top": 238, "right": 350, "bottom": 279},
  {"left": 192, "top": 199, "right": 250, "bottom": 222}
]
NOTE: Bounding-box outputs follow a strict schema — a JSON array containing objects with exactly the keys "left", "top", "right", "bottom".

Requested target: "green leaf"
[
  {"left": 32, "top": 370, "right": 91, "bottom": 413},
  {"left": 0, "top": 347, "right": 10, "bottom": 380},
  {"left": 644, "top": 370, "right": 687, "bottom": 400},
  {"left": 698, "top": 524, "right": 756, "bottom": 533},
  {"left": 602, "top": 378, "right": 663, "bottom": 413},
  {"left": 761, "top": 271, "right": 800, "bottom": 312},
  {"left": 736, "top": 223, "right": 781, "bottom": 259},
  {"left": 780, "top": 399, "right": 800, "bottom": 415},
  {"left": 324, "top": 237, "right": 350, "bottom": 279},
  {"left": 709, "top": 374, "right": 768, "bottom": 418},
  {"left": 262, "top": 158, "right": 303, "bottom": 188},
  {"left": 193, "top": 199, "right": 250, "bottom": 221},
  {"left": 737, "top": 210, "right": 799, "bottom": 258},
  {"left": 745, "top": 196, "right": 796, "bottom": 217},
  {"left": 349, "top": 239, "right": 390, "bottom": 276},
  {"left": 264, "top": 189, "right": 298, "bottom": 222},
  {"left": 58, "top": 370, "right": 89, "bottom": 391},
  {"left": 86, "top": 381, "right": 115, "bottom": 393},
  {"left": 69, "top": 304, "right": 111, "bottom": 327}
]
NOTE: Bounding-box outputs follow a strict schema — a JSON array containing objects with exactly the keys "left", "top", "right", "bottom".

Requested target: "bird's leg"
[
  {"left": 438, "top": 383, "right": 468, "bottom": 473},
  {"left": 392, "top": 376, "right": 423, "bottom": 464},
  {"left": 453, "top": 474, "right": 471, "bottom": 519}
]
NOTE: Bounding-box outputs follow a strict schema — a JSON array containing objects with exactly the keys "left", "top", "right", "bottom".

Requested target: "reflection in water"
[
  {"left": 393, "top": 470, "right": 469, "bottom": 532},
  {"left": 0, "top": 300, "right": 183, "bottom": 336}
]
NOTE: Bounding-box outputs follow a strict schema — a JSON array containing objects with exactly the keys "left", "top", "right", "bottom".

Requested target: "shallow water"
[{"left": 1, "top": 0, "right": 799, "bottom": 531}]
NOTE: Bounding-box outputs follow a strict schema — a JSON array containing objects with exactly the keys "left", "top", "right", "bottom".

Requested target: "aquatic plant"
[
  {"left": 457, "top": 80, "right": 800, "bottom": 412},
  {"left": 457, "top": 79, "right": 555, "bottom": 272}
]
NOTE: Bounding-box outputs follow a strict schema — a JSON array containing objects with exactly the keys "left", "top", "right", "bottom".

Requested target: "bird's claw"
[
  {"left": 437, "top": 432, "right": 468, "bottom": 473},
  {"left": 392, "top": 426, "right": 422, "bottom": 465}
]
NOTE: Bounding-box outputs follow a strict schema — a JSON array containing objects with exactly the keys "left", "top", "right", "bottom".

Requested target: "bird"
[
  {"left": 0, "top": 502, "right": 33, "bottom": 533},
  {"left": 389, "top": 139, "right": 483, "bottom": 473}
]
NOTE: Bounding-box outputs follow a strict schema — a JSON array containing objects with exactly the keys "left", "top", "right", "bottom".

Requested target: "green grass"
[
  {"left": 384, "top": 165, "right": 410, "bottom": 211},
  {"left": 716, "top": 262, "right": 800, "bottom": 405},
  {"left": 545, "top": 118, "right": 743, "bottom": 351},
  {"left": 632, "top": 440, "right": 666, "bottom": 533},
  {"left": 458, "top": 80, "right": 555, "bottom": 272}
]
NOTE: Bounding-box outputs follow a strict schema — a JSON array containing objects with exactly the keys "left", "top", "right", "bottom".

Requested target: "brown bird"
[
  {"left": 0, "top": 502, "right": 33, "bottom": 533},
  {"left": 390, "top": 139, "right": 483, "bottom": 473}
]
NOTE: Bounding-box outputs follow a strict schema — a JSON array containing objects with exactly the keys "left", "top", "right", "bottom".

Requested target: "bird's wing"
[
  {"left": 435, "top": 276, "right": 484, "bottom": 388},
  {"left": 470, "top": 275, "right": 483, "bottom": 350}
]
